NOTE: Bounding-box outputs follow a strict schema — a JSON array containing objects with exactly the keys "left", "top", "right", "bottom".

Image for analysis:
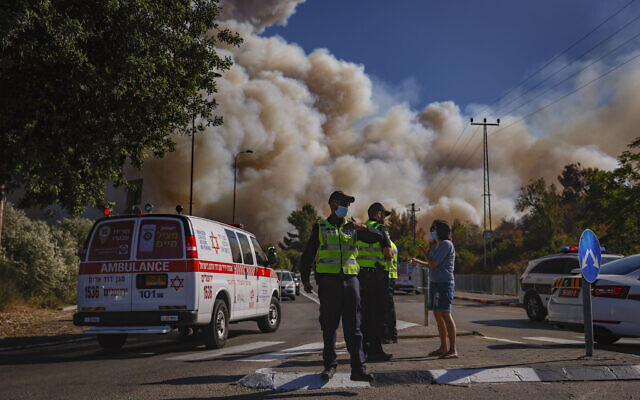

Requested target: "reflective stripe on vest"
[
  {"left": 316, "top": 219, "right": 359, "bottom": 275},
  {"left": 356, "top": 220, "right": 383, "bottom": 268},
  {"left": 388, "top": 240, "right": 398, "bottom": 279}
]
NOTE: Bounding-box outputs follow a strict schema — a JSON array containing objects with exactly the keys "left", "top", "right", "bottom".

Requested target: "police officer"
[
  {"left": 383, "top": 239, "right": 399, "bottom": 343},
  {"left": 300, "top": 191, "right": 389, "bottom": 382},
  {"left": 357, "top": 202, "right": 393, "bottom": 360}
]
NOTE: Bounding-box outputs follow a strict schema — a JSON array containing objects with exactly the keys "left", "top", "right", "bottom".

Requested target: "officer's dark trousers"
[
  {"left": 384, "top": 278, "right": 397, "bottom": 340},
  {"left": 317, "top": 273, "right": 366, "bottom": 373},
  {"left": 358, "top": 267, "right": 387, "bottom": 353}
]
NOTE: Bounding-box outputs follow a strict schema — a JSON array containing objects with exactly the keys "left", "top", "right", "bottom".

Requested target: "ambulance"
[{"left": 73, "top": 214, "right": 281, "bottom": 350}]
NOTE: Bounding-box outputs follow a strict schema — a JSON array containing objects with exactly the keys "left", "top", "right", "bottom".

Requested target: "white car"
[
  {"left": 518, "top": 247, "right": 622, "bottom": 321},
  {"left": 548, "top": 254, "right": 640, "bottom": 344},
  {"left": 276, "top": 270, "right": 296, "bottom": 300}
]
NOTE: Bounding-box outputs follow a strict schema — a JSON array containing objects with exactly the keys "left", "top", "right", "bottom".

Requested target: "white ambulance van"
[{"left": 73, "top": 214, "right": 281, "bottom": 350}]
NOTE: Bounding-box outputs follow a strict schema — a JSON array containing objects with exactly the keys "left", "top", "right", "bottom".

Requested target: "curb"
[
  {"left": 238, "top": 364, "right": 640, "bottom": 391},
  {"left": 398, "top": 330, "right": 481, "bottom": 339},
  {"left": 454, "top": 295, "right": 520, "bottom": 308}
]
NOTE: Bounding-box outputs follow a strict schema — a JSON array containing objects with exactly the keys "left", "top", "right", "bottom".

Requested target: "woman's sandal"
[
  {"left": 428, "top": 349, "right": 447, "bottom": 357},
  {"left": 439, "top": 351, "right": 459, "bottom": 359}
]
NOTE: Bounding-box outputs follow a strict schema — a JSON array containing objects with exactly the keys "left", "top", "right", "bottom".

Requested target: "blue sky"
[{"left": 265, "top": 0, "right": 637, "bottom": 111}]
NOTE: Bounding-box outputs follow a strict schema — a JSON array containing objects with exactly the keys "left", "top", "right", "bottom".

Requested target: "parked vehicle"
[
  {"left": 74, "top": 214, "right": 281, "bottom": 350},
  {"left": 548, "top": 254, "right": 640, "bottom": 344},
  {"left": 276, "top": 270, "right": 296, "bottom": 300},
  {"left": 395, "top": 262, "right": 425, "bottom": 294},
  {"left": 293, "top": 273, "right": 301, "bottom": 295},
  {"left": 518, "top": 247, "right": 622, "bottom": 321}
]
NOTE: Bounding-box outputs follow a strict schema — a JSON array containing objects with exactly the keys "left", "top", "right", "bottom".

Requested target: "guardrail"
[{"left": 454, "top": 274, "right": 522, "bottom": 296}]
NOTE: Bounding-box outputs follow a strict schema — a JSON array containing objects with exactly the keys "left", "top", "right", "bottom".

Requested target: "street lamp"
[
  {"left": 233, "top": 149, "right": 253, "bottom": 223},
  {"left": 189, "top": 115, "right": 196, "bottom": 215}
]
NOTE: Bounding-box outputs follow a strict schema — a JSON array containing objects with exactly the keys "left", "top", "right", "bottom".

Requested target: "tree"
[
  {"left": 0, "top": 0, "right": 242, "bottom": 214},
  {"left": 279, "top": 204, "right": 320, "bottom": 271}
]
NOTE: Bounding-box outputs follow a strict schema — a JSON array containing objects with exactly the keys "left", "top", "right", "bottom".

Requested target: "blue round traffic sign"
[{"left": 578, "top": 229, "right": 602, "bottom": 283}]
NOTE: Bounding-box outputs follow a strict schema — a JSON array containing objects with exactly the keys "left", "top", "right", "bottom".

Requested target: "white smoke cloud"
[{"left": 137, "top": 3, "right": 640, "bottom": 244}]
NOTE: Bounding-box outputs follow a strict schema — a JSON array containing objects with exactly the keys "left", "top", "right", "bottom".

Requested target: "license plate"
[
  {"left": 560, "top": 288, "right": 580, "bottom": 297},
  {"left": 137, "top": 274, "right": 168, "bottom": 289}
]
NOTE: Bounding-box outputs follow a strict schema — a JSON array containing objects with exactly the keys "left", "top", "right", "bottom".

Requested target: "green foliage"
[
  {"left": 0, "top": 202, "right": 92, "bottom": 307},
  {"left": 0, "top": 0, "right": 242, "bottom": 215},
  {"left": 278, "top": 203, "right": 320, "bottom": 271}
]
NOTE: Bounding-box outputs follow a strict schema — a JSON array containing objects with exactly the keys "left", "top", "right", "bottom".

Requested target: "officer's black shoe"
[
  {"left": 350, "top": 370, "right": 374, "bottom": 382},
  {"left": 320, "top": 366, "right": 336, "bottom": 381},
  {"left": 367, "top": 350, "right": 392, "bottom": 362}
]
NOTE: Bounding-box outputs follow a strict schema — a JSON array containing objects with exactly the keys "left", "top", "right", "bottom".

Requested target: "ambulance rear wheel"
[
  {"left": 258, "top": 296, "right": 281, "bottom": 333},
  {"left": 97, "top": 334, "right": 127, "bottom": 350},
  {"left": 204, "top": 299, "right": 229, "bottom": 349}
]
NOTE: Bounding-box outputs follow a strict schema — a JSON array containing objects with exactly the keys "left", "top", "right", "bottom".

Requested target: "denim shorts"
[{"left": 429, "top": 281, "right": 454, "bottom": 312}]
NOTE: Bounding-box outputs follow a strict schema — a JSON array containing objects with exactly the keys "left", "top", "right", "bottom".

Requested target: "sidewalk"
[
  {"left": 239, "top": 332, "right": 640, "bottom": 391},
  {"left": 454, "top": 290, "right": 520, "bottom": 307}
]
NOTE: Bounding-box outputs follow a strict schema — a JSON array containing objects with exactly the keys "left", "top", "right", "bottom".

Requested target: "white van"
[{"left": 73, "top": 214, "right": 281, "bottom": 350}]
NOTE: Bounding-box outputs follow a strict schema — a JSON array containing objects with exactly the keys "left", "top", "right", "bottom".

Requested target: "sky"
[
  {"left": 264, "top": 0, "right": 636, "bottom": 110},
  {"left": 140, "top": 0, "right": 640, "bottom": 241}
]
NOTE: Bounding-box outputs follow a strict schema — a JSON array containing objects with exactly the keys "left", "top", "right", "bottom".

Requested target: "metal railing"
[{"left": 454, "top": 274, "right": 522, "bottom": 296}]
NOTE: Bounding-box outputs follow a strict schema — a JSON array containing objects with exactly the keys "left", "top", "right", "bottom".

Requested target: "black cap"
[
  {"left": 368, "top": 202, "right": 391, "bottom": 218},
  {"left": 328, "top": 190, "right": 355, "bottom": 205}
]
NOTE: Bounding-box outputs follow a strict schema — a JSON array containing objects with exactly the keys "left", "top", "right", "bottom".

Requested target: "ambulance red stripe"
[{"left": 79, "top": 260, "right": 276, "bottom": 277}]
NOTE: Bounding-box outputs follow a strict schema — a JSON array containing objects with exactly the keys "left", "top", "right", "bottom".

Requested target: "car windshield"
[
  {"left": 599, "top": 255, "right": 640, "bottom": 275},
  {"left": 277, "top": 271, "right": 293, "bottom": 281}
]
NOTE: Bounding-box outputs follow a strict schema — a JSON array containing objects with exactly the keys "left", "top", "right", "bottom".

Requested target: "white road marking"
[
  {"left": 301, "top": 291, "right": 320, "bottom": 304},
  {"left": 396, "top": 320, "right": 419, "bottom": 330},
  {"left": 166, "top": 341, "right": 284, "bottom": 361},
  {"left": 481, "top": 336, "right": 549, "bottom": 348},
  {"left": 523, "top": 336, "right": 583, "bottom": 345},
  {"left": 240, "top": 341, "right": 340, "bottom": 362}
]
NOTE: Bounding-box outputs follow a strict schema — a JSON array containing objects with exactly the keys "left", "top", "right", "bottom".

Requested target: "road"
[{"left": 1, "top": 292, "right": 639, "bottom": 399}]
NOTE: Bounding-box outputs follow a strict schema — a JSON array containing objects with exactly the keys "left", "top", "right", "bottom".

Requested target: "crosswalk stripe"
[
  {"left": 239, "top": 341, "right": 347, "bottom": 362},
  {"left": 481, "top": 336, "right": 550, "bottom": 348},
  {"left": 166, "top": 341, "right": 284, "bottom": 361},
  {"left": 396, "top": 320, "right": 419, "bottom": 330},
  {"left": 523, "top": 336, "right": 583, "bottom": 345}
]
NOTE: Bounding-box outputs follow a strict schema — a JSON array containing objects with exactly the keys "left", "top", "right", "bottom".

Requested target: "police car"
[
  {"left": 548, "top": 254, "right": 640, "bottom": 344},
  {"left": 519, "top": 247, "right": 622, "bottom": 321},
  {"left": 74, "top": 213, "right": 281, "bottom": 350}
]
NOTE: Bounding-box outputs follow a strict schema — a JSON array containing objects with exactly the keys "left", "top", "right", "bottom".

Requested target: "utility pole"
[
  {"left": 407, "top": 203, "right": 421, "bottom": 246},
  {"left": 0, "top": 184, "right": 5, "bottom": 248},
  {"left": 470, "top": 118, "right": 499, "bottom": 271}
]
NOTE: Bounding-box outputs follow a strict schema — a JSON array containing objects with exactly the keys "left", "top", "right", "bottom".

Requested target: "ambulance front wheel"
[
  {"left": 204, "top": 299, "right": 229, "bottom": 349},
  {"left": 97, "top": 334, "right": 127, "bottom": 350},
  {"left": 258, "top": 296, "right": 281, "bottom": 333}
]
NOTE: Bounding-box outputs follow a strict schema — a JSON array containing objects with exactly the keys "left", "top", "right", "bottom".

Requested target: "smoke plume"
[{"left": 139, "top": 1, "right": 640, "bottom": 244}]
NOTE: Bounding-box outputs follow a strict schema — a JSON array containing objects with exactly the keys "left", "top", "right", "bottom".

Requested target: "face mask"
[
  {"left": 335, "top": 205, "right": 348, "bottom": 218},
  {"left": 430, "top": 232, "right": 438, "bottom": 241}
]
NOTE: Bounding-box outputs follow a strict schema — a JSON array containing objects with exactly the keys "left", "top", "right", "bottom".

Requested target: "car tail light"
[
  {"left": 186, "top": 235, "right": 198, "bottom": 258},
  {"left": 591, "top": 285, "right": 629, "bottom": 298}
]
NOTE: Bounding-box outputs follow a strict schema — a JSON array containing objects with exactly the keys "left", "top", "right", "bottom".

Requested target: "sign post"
[
  {"left": 424, "top": 265, "right": 430, "bottom": 326},
  {"left": 578, "top": 229, "right": 601, "bottom": 357}
]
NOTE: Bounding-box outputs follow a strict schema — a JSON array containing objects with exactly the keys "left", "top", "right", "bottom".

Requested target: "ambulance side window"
[
  {"left": 225, "top": 229, "right": 243, "bottom": 263},
  {"left": 251, "top": 237, "right": 268, "bottom": 267},
  {"left": 236, "top": 232, "right": 255, "bottom": 265}
]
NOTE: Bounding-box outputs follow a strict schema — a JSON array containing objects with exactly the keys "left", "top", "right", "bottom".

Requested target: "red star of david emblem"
[
  {"left": 209, "top": 233, "right": 220, "bottom": 254},
  {"left": 170, "top": 275, "right": 184, "bottom": 291}
]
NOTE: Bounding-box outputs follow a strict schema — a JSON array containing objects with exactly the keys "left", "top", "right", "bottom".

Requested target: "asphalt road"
[{"left": 1, "top": 292, "right": 639, "bottom": 399}]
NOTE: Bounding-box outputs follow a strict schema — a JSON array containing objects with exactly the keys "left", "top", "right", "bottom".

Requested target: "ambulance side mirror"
[{"left": 267, "top": 247, "right": 278, "bottom": 266}]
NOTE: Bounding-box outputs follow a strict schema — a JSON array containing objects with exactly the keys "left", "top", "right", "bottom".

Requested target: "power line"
[
  {"left": 499, "top": 13, "right": 640, "bottom": 117},
  {"left": 433, "top": 49, "right": 640, "bottom": 201},
  {"left": 482, "top": 0, "right": 636, "bottom": 119},
  {"left": 434, "top": 0, "right": 637, "bottom": 169}
]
